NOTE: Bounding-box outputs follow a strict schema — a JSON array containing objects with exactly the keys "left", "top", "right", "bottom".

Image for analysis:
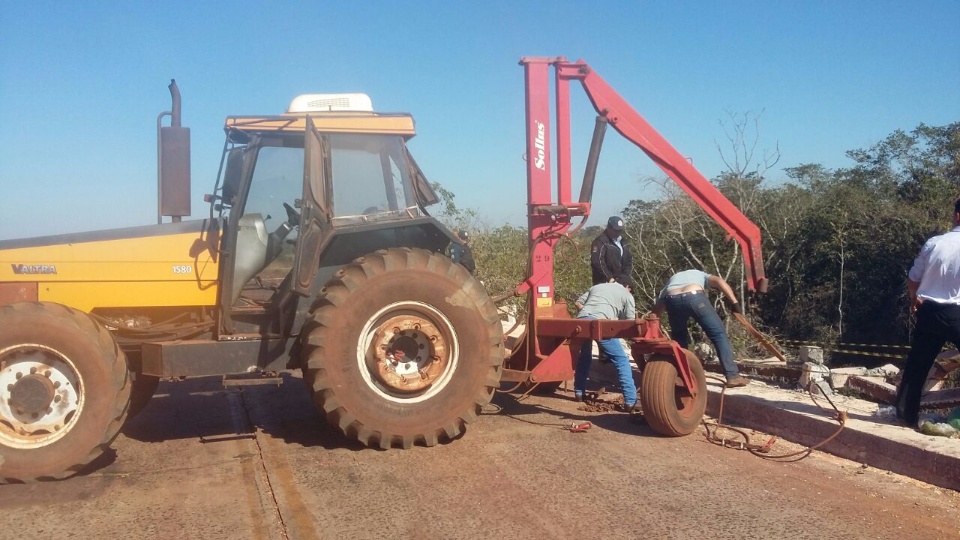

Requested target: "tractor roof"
[{"left": 224, "top": 112, "right": 416, "bottom": 141}]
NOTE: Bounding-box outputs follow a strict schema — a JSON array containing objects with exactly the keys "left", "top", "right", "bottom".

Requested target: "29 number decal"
[{"left": 172, "top": 265, "right": 193, "bottom": 274}]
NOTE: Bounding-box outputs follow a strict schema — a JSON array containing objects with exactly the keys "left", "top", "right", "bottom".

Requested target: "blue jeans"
[
  {"left": 664, "top": 291, "right": 739, "bottom": 379},
  {"left": 574, "top": 317, "right": 637, "bottom": 406}
]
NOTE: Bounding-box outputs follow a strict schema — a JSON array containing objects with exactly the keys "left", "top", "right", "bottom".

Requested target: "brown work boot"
[
  {"left": 617, "top": 402, "right": 642, "bottom": 414},
  {"left": 725, "top": 375, "right": 750, "bottom": 388}
]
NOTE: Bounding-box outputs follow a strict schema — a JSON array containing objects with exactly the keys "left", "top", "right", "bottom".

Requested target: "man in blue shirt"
[
  {"left": 896, "top": 198, "right": 960, "bottom": 427},
  {"left": 573, "top": 277, "right": 639, "bottom": 412},
  {"left": 652, "top": 269, "right": 749, "bottom": 388}
]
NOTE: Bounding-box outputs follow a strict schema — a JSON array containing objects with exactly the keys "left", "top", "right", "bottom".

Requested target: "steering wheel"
[{"left": 283, "top": 202, "right": 301, "bottom": 225}]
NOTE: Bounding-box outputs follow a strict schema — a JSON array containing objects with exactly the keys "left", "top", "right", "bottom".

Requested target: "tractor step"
[{"left": 222, "top": 373, "right": 283, "bottom": 387}]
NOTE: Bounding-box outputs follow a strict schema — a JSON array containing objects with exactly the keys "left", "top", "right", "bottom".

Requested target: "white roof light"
[{"left": 286, "top": 93, "right": 374, "bottom": 113}]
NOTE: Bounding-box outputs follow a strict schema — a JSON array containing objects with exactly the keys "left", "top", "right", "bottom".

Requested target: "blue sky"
[{"left": 1, "top": 1, "right": 958, "bottom": 240}]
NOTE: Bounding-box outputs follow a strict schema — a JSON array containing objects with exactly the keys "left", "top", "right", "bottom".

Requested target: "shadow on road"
[
  {"left": 489, "top": 387, "right": 663, "bottom": 438},
  {"left": 120, "top": 373, "right": 363, "bottom": 451}
]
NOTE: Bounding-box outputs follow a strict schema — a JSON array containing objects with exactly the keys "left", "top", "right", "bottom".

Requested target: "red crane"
[{"left": 502, "top": 57, "right": 767, "bottom": 436}]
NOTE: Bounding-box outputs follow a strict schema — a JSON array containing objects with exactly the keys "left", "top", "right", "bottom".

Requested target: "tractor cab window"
[
  {"left": 228, "top": 145, "right": 303, "bottom": 305},
  {"left": 244, "top": 145, "right": 303, "bottom": 239},
  {"left": 328, "top": 134, "right": 421, "bottom": 222}
]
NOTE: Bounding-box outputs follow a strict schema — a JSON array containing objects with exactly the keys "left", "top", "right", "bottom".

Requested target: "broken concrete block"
[
  {"left": 847, "top": 376, "right": 897, "bottom": 404},
  {"left": 829, "top": 367, "right": 869, "bottom": 389},
  {"left": 798, "top": 346, "right": 824, "bottom": 365},
  {"left": 921, "top": 387, "right": 960, "bottom": 410},
  {"left": 924, "top": 377, "right": 945, "bottom": 393},
  {"left": 936, "top": 349, "right": 960, "bottom": 366},
  {"left": 811, "top": 378, "right": 833, "bottom": 396},
  {"left": 865, "top": 363, "right": 899, "bottom": 378},
  {"left": 799, "top": 361, "right": 830, "bottom": 390}
]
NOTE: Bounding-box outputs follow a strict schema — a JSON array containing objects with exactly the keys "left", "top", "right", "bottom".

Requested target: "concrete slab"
[
  {"left": 583, "top": 354, "right": 960, "bottom": 491},
  {"left": 706, "top": 380, "right": 960, "bottom": 492},
  {"left": 522, "top": 327, "right": 960, "bottom": 492}
]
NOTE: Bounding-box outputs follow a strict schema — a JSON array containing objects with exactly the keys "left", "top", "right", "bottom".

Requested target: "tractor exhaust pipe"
[
  {"left": 157, "top": 79, "right": 191, "bottom": 224},
  {"left": 169, "top": 80, "right": 182, "bottom": 128}
]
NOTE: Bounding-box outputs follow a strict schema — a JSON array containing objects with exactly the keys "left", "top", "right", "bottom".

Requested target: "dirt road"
[{"left": 1, "top": 373, "right": 957, "bottom": 539}]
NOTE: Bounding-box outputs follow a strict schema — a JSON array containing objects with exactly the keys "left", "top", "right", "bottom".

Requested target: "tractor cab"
[{"left": 208, "top": 94, "right": 449, "bottom": 337}]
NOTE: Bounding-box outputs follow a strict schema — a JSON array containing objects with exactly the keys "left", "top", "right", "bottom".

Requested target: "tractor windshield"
[{"left": 328, "top": 134, "right": 428, "bottom": 221}]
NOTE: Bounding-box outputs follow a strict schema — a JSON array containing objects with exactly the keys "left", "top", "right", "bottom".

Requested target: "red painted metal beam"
[
  {"left": 555, "top": 60, "right": 767, "bottom": 294},
  {"left": 510, "top": 57, "right": 764, "bottom": 399}
]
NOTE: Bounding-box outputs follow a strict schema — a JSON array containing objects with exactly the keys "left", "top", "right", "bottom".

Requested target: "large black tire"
[
  {"left": 0, "top": 302, "right": 131, "bottom": 483},
  {"left": 301, "top": 248, "right": 503, "bottom": 449},
  {"left": 640, "top": 350, "right": 707, "bottom": 436}
]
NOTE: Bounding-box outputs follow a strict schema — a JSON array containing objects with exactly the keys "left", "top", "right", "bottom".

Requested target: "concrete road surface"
[{"left": 1, "top": 373, "right": 957, "bottom": 540}]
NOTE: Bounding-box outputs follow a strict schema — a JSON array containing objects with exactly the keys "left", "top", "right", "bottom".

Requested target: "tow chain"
[
  {"left": 702, "top": 374, "right": 847, "bottom": 461},
  {"left": 704, "top": 312, "right": 847, "bottom": 460}
]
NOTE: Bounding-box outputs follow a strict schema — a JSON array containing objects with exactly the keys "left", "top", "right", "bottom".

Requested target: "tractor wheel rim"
[
  {"left": 0, "top": 344, "right": 84, "bottom": 449},
  {"left": 359, "top": 301, "right": 458, "bottom": 403}
]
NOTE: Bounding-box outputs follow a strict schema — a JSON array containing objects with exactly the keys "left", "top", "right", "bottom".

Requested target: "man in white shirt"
[{"left": 895, "top": 198, "right": 960, "bottom": 427}]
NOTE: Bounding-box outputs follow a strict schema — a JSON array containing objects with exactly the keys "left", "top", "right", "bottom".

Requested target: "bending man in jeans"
[
  {"left": 573, "top": 277, "right": 639, "bottom": 412},
  {"left": 652, "top": 269, "right": 749, "bottom": 388}
]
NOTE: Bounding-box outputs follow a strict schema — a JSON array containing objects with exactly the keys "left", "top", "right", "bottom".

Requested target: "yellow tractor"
[
  {"left": 1, "top": 58, "right": 768, "bottom": 483},
  {"left": 0, "top": 83, "right": 503, "bottom": 482}
]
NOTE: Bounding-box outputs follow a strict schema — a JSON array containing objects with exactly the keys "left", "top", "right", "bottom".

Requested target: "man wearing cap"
[
  {"left": 573, "top": 277, "right": 639, "bottom": 412},
  {"left": 591, "top": 216, "right": 633, "bottom": 286},
  {"left": 449, "top": 230, "right": 476, "bottom": 274},
  {"left": 652, "top": 269, "right": 750, "bottom": 388}
]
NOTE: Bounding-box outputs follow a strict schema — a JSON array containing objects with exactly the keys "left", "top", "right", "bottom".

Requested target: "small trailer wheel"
[{"left": 640, "top": 350, "right": 707, "bottom": 436}]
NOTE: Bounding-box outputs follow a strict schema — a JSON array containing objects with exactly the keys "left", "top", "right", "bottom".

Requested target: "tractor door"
[{"left": 291, "top": 116, "right": 332, "bottom": 295}]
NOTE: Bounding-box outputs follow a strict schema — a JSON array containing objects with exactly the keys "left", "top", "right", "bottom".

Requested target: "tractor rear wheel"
[
  {"left": 640, "top": 350, "right": 707, "bottom": 436},
  {"left": 0, "top": 302, "right": 130, "bottom": 483},
  {"left": 301, "top": 248, "right": 503, "bottom": 449}
]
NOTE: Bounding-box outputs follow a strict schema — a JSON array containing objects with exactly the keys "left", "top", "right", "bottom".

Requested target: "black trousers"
[{"left": 896, "top": 301, "right": 960, "bottom": 424}]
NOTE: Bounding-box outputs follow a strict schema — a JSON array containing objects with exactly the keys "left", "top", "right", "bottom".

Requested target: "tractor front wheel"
[
  {"left": 301, "top": 248, "right": 503, "bottom": 449},
  {"left": 0, "top": 302, "right": 130, "bottom": 483}
]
